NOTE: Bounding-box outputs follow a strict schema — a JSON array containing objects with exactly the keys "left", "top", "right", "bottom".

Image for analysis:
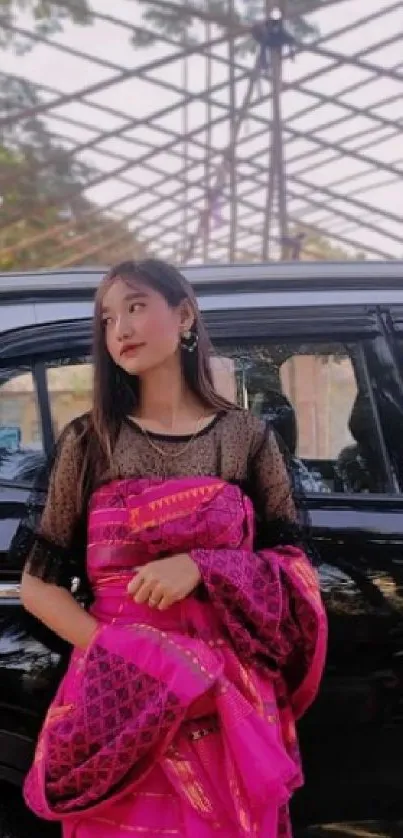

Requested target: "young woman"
[{"left": 16, "top": 259, "right": 327, "bottom": 838}]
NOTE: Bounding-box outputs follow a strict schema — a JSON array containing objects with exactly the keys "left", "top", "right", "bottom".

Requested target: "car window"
[
  {"left": 47, "top": 356, "right": 238, "bottom": 436},
  {"left": 43, "top": 343, "right": 386, "bottom": 495},
  {"left": 0, "top": 367, "right": 45, "bottom": 485},
  {"left": 210, "top": 356, "right": 238, "bottom": 402},
  {"left": 46, "top": 359, "right": 93, "bottom": 438},
  {"left": 376, "top": 336, "right": 403, "bottom": 491},
  {"left": 218, "top": 341, "right": 385, "bottom": 494},
  {"left": 395, "top": 338, "right": 403, "bottom": 369}
]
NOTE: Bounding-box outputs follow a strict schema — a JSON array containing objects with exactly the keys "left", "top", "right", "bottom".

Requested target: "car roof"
[
  {"left": 0, "top": 261, "right": 403, "bottom": 337},
  {"left": 0, "top": 261, "right": 403, "bottom": 298}
]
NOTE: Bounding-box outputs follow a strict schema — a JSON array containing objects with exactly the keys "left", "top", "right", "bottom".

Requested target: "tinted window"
[
  {"left": 0, "top": 367, "right": 45, "bottom": 485},
  {"left": 46, "top": 359, "right": 92, "bottom": 438},
  {"left": 379, "top": 336, "right": 403, "bottom": 491},
  {"left": 42, "top": 343, "right": 386, "bottom": 495},
  {"left": 46, "top": 357, "right": 237, "bottom": 436},
  {"left": 218, "top": 341, "right": 384, "bottom": 494}
]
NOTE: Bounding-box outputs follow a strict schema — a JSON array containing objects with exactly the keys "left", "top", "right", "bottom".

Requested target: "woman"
[{"left": 16, "top": 259, "right": 327, "bottom": 837}]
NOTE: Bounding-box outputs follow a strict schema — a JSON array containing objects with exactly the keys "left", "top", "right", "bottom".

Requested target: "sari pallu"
[{"left": 24, "top": 476, "right": 327, "bottom": 837}]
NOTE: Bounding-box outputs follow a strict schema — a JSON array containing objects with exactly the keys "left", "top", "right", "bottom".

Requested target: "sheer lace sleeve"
[
  {"left": 9, "top": 417, "right": 90, "bottom": 596},
  {"left": 251, "top": 425, "right": 297, "bottom": 522},
  {"left": 249, "top": 423, "right": 309, "bottom": 549}
]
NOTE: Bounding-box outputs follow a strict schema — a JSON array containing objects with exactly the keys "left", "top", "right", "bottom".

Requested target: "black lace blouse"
[{"left": 10, "top": 409, "right": 303, "bottom": 600}]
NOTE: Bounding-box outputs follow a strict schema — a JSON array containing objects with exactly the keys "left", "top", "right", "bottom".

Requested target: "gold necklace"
[{"left": 139, "top": 417, "right": 206, "bottom": 461}]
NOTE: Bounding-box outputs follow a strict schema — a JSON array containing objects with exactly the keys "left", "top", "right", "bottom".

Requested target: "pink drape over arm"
[{"left": 191, "top": 429, "right": 327, "bottom": 719}]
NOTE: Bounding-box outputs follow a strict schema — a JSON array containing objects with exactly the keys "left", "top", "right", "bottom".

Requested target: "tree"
[
  {"left": 236, "top": 226, "right": 366, "bottom": 263},
  {"left": 0, "top": 77, "right": 146, "bottom": 270},
  {"left": 0, "top": 0, "right": 91, "bottom": 53},
  {"left": 291, "top": 226, "right": 368, "bottom": 261},
  {"left": 0, "top": 191, "right": 146, "bottom": 270},
  {"left": 132, "top": 1, "right": 321, "bottom": 50},
  {"left": 1, "top": 77, "right": 94, "bottom": 213}
]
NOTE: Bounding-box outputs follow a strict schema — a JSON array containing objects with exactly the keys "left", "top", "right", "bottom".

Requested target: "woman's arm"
[
  {"left": 250, "top": 424, "right": 298, "bottom": 530},
  {"left": 20, "top": 574, "right": 98, "bottom": 649},
  {"left": 18, "top": 420, "right": 98, "bottom": 650}
]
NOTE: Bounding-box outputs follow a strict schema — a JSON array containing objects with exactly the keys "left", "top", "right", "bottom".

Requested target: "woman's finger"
[
  {"left": 148, "top": 584, "right": 165, "bottom": 609},
  {"left": 127, "top": 570, "right": 144, "bottom": 596},
  {"left": 133, "top": 578, "right": 156, "bottom": 605},
  {"left": 158, "top": 592, "right": 176, "bottom": 611}
]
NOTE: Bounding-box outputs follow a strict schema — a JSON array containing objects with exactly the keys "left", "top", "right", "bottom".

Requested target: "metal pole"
[
  {"left": 228, "top": 0, "right": 237, "bottom": 262},
  {"left": 182, "top": 42, "right": 189, "bottom": 260},
  {"left": 261, "top": 139, "right": 276, "bottom": 260},
  {"left": 183, "top": 56, "right": 259, "bottom": 263},
  {"left": 203, "top": 16, "right": 212, "bottom": 263},
  {"left": 272, "top": 43, "right": 288, "bottom": 259},
  {"left": 257, "top": 2, "right": 292, "bottom": 261},
  {"left": 262, "top": 0, "right": 275, "bottom": 261}
]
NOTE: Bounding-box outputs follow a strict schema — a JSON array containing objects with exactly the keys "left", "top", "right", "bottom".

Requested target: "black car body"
[{"left": 1, "top": 261, "right": 403, "bottom": 836}]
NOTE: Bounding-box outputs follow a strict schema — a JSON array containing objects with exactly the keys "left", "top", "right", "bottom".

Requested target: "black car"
[{"left": 1, "top": 262, "right": 403, "bottom": 837}]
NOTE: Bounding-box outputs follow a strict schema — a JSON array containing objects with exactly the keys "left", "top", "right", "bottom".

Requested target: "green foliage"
[
  {"left": 293, "top": 226, "right": 367, "bottom": 261},
  {"left": 0, "top": 0, "right": 91, "bottom": 53},
  {"left": 1, "top": 77, "right": 95, "bottom": 212},
  {"left": 0, "top": 77, "right": 145, "bottom": 270}
]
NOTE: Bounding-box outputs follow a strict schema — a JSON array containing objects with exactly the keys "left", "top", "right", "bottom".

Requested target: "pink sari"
[{"left": 24, "top": 477, "right": 327, "bottom": 837}]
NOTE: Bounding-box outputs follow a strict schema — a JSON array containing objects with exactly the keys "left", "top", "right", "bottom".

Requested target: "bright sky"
[{"left": 2, "top": 0, "right": 402, "bottom": 261}]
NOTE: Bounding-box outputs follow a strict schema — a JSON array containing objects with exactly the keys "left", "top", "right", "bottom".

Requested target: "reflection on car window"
[
  {"left": 218, "top": 341, "right": 383, "bottom": 495},
  {"left": 376, "top": 337, "right": 403, "bottom": 492},
  {"left": 46, "top": 359, "right": 92, "bottom": 438},
  {"left": 280, "top": 353, "right": 358, "bottom": 460},
  {"left": 0, "top": 368, "right": 45, "bottom": 485},
  {"left": 210, "top": 356, "right": 238, "bottom": 403},
  {"left": 47, "top": 357, "right": 241, "bottom": 438}
]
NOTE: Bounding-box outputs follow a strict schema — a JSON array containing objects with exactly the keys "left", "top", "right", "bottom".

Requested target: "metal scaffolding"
[{"left": 0, "top": 0, "right": 402, "bottom": 269}]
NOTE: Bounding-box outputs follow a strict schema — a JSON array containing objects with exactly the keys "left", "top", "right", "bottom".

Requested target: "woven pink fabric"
[{"left": 24, "top": 477, "right": 327, "bottom": 837}]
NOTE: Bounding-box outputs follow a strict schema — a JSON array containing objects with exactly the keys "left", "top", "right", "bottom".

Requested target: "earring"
[{"left": 181, "top": 329, "right": 199, "bottom": 352}]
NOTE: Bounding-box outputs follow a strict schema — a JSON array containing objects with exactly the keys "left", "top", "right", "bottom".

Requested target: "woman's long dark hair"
[{"left": 79, "top": 259, "right": 235, "bottom": 502}]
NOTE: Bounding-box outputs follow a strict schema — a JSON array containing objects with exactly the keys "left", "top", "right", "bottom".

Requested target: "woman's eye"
[
  {"left": 129, "top": 302, "right": 145, "bottom": 313},
  {"left": 102, "top": 316, "right": 113, "bottom": 327}
]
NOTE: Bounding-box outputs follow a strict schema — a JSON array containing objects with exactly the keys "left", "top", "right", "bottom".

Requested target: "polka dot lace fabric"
[{"left": 9, "top": 409, "right": 310, "bottom": 599}]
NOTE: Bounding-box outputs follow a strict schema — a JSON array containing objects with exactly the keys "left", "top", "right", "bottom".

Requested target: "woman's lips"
[{"left": 120, "top": 343, "right": 145, "bottom": 357}]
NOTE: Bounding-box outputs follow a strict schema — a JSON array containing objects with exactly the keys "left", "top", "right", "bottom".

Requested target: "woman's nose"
[{"left": 116, "top": 316, "right": 134, "bottom": 341}]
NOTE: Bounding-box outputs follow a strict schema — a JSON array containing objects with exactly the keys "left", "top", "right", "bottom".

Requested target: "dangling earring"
[{"left": 181, "top": 328, "right": 199, "bottom": 353}]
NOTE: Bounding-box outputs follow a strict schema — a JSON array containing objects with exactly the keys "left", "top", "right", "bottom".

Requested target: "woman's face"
[{"left": 101, "top": 277, "right": 193, "bottom": 376}]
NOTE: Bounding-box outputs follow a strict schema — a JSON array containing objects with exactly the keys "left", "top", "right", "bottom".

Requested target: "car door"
[
  {"left": 0, "top": 326, "right": 93, "bottom": 777},
  {"left": 0, "top": 357, "right": 59, "bottom": 781},
  {"left": 215, "top": 307, "right": 403, "bottom": 830},
  {"left": 380, "top": 305, "right": 403, "bottom": 492}
]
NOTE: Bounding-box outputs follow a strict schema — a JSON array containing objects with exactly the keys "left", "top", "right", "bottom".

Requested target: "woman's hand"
[{"left": 127, "top": 553, "right": 201, "bottom": 611}]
